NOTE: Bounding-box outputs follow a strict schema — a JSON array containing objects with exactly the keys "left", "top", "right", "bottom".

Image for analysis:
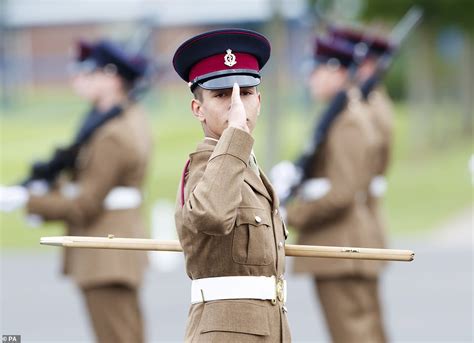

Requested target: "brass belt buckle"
[
  {"left": 276, "top": 278, "right": 284, "bottom": 302},
  {"left": 271, "top": 276, "right": 285, "bottom": 305}
]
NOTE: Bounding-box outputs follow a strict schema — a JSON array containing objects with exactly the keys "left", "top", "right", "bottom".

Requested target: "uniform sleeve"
[
  {"left": 181, "top": 127, "right": 254, "bottom": 236},
  {"left": 27, "top": 133, "right": 129, "bottom": 226},
  {"left": 287, "top": 121, "right": 368, "bottom": 229},
  {"left": 377, "top": 91, "right": 395, "bottom": 174}
]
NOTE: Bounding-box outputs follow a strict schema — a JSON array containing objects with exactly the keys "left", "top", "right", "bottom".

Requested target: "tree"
[{"left": 362, "top": 0, "right": 473, "bottom": 35}]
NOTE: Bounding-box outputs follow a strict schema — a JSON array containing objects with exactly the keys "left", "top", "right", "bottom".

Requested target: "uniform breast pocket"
[{"left": 232, "top": 207, "right": 273, "bottom": 266}]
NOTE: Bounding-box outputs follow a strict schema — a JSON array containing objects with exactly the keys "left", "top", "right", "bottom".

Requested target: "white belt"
[
  {"left": 104, "top": 187, "right": 142, "bottom": 210},
  {"left": 61, "top": 184, "right": 142, "bottom": 210},
  {"left": 191, "top": 275, "right": 287, "bottom": 304}
]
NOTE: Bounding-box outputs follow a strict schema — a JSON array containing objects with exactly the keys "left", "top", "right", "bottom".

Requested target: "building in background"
[{"left": 0, "top": 0, "right": 307, "bottom": 90}]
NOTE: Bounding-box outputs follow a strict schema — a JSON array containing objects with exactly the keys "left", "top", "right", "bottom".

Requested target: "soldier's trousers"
[
  {"left": 81, "top": 283, "right": 144, "bottom": 343},
  {"left": 315, "top": 276, "right": 386, "bottom": 343}
]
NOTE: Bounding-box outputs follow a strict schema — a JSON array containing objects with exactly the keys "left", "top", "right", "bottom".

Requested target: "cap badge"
[{"left": 224, "top": 49, "right": 237, "bottom": 67}]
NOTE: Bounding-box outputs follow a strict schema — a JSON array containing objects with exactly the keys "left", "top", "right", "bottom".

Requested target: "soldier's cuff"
[{"left": 210, "top": 127, "right": 254, "bottom": 164}]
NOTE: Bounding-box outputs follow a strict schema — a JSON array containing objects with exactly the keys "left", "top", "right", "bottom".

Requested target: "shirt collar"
[{"left": 204, "top": 137, "right": 219, "bottom": 143}]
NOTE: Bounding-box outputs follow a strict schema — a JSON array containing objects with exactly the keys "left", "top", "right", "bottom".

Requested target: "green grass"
[
  {"left": 386, "top": 138, "right": 472, "bottom": 236},
  {"left": 0, "top": 88, "right": 472, "bottom": 248},
  {"left": 384, "top": 106, "right": 473, "bottom": 236}
]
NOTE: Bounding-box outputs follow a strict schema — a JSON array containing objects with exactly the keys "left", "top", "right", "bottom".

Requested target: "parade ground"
[{"left": 1, "top": 207, "right": 472, "bottom": 342}]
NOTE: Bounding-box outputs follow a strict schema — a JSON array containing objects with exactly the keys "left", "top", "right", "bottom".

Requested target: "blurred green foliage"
[
  {"left": 308, "top": 0, "right": 474, "bottom": 34},
  {"left": 362, "top": 0, "right": 474, "bottom": 34}
]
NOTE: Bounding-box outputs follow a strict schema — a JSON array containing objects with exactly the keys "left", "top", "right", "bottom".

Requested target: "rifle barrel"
[{"left": 389, "top": 6, "right": 424, "bottom": 46}]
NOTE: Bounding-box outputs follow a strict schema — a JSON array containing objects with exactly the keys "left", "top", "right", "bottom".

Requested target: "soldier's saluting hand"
[{"left": 228, "top": 83, "right": 250, "bottom": 132}]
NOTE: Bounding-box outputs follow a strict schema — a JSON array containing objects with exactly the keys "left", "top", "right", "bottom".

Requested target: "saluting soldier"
[
  {"left": 285, "top": 37, "right": 387, "bottom": 343},
  {"left": 330, "top": 26, "right": 395, "bottom": 236},
  {"left": 0, "top": 40, "right": 153, "bottom": 343},
  {"left": 173, "top": 29, "right": 291, "bottom": 342}
]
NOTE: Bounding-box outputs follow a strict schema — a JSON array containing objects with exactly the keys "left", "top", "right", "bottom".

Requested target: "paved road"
[{"left": 1, "top": 209, "right": 472, "bottom": 342}]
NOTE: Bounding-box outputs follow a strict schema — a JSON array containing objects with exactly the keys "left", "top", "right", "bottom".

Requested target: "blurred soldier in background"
[
  {"left": 0, "top": 40, "right": 153, "bottom": 343},
  {"left": 330, "top": 26, "right": 395, "bottom": 236},
  {"left": 283, "top": 36, "right": 387, "bottom": 343}
]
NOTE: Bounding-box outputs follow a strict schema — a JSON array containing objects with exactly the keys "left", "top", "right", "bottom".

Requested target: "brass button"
[
  {"left": 278, "top": 241, "right": 283, "bottom": 249},
  {"left": 255, "top": 215, "right": 262, "bottom": 223}
]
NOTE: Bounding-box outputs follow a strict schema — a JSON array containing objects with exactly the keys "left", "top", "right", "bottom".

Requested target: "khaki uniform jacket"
[
  {"left": 367, "top": 87, "right": 394, "bottom": 234},
  {"left": 287, "top": 96, "right": 385, "bottom": 278},
  {"left": 27, "top": 105, "right": 152, "bottom": 289},
  {"left": 175, "top": 127, "right": 291, "bottom": 342}
]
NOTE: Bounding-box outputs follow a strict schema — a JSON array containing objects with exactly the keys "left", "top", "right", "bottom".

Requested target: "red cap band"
[{"left": 189, "top": 52, "right": 259, "bottom": 81}]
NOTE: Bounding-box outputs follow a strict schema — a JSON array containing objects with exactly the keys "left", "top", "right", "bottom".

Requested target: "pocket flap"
[
  {"left": 200, "top": 301, "right": 270, "bottom": 336},
  {"left": 236, "top": 207, "right": 271, "bottom": 227}
]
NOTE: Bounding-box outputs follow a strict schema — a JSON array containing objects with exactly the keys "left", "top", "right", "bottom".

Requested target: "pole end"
[{"left": 40, "top": 237, "right": 65, "bottom": 247}]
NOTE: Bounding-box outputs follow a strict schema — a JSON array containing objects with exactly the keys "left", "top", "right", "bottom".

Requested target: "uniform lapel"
[
  {"left": 244, "top": 168, "right": 272, "bottom": 202},
  {"left": 259, "top": 169, "right": 279, "bottom": 209}
]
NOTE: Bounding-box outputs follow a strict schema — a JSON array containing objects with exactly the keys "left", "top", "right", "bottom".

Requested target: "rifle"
[
  {"left": 40, "top": 236, "right": 415, "bottom": 262},
  {"left": 21, "top": 146, "right": 79, "bottom": 186},
  {"left": 278, "top": 7, "right": 423, "bottom": 206},
  {"left": 21, "top": 105, "right": 123, "bottom": 187}
]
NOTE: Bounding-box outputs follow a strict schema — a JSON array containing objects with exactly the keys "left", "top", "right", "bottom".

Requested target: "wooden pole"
[{"left": 40, "top": 236, "right": 414, "bottom": 262}]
